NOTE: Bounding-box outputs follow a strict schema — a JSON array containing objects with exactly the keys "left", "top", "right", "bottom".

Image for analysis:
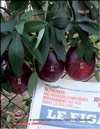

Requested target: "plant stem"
[{"left": 0, "top": 6, "right": 11, "bottom": 16}]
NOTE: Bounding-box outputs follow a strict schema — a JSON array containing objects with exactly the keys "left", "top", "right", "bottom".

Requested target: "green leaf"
[
  {"left": 77, "top": 43, "right": 85, "bottom": 59},
  {"left": 78, "top": 23, "right": 99, "bottom": 36},
  {"left": 1, "top": 82, "right": 12, "bottom": 93},
  {"left": 24, "top": 20, "right": 48, "bottom": 33},
  {"left": 55, "top": 28, "right": 62, "bottom": 42},
  {"left": 15, "top": 21, "right": 25, "bottom": 35},
  {"left": 8, "top": 1, "right": 28, "bottom": 11},
  {"left": 91, "top": 1, "right": 99, "bottom": 9},
  {"left": 72, "top": 1, "right": 82, "bottom": 11},
  {"left": 22, "top": 34, "right": 43, "bottom": 64},
  {"left": 72, "top": 1, "right": 91, "bottom": 18},
  {"left": 71, "top": 37, "right": 80, "bottom": 47},
  {"left": 8, "top": 33, "right": 24, "bottom": 77},
  {"left": 35, "top": 28, "right": 45, "bottom": 49},
  {"left": 7, "top": 115, "right": 11, "bottom": 123},
  {"left": 30, "top": 0, "right": 43, "bottom": 10},
  {"left": 1, "top": 34, "right": 12, "bottom": 55},
  {"left": 72, "top": 1, "right": 89, "bottom": 12},
  {"left": 85, "top": 48, "right": 93, "bottom": 64},
  {"left": 30, "top": 0, "right": 45, "bottom": 19},
  {"left": 10, "top": 10, "right": 23, "bottom": 20},
  {"left": 76, "top": 17, "right": 96, "bottom": 23},
  {"left": 65, "top": 23, "right": 74, "bottom": 32},
  {"left": 1, "top": 22, "right": 15, "bottom": 32},
  {"left": 28, "top": 72, "right": 38, "bottom": 96},
  {"left": 85, "top": 2, "right": 99, "bottom": 22},
  {"left": 49, "top": 25, "right": 66, "bottom": 62},
  {"left": 20, "top": 11, "right": 42, "bottom": 20},
  {"left": 77, "top": 28, "right": 94, "bottom": 49},
  {"left": 91, "top": 22, "right": 100, "bottom": 29},
  {"left": 29, "top": 35, "right": 36, "bottom": 43},
  {"left": 44, "top": 1, "right": 49, "bottom": 20},
  {"left": 46, "top": 2, "right": 59, "bottom": 22},
  {"left": 51, "top": 16, "right": 69, "bottom": 29},
  {"left": 94, "top": 70, "right": 100, "bottom": 82},
  {"left": 38, "top": 27, "right": 49, "bottom": 70},
  {"left": 96, "top": 64, "right": 100, "bottom": 68},
  {"left": 61, "top": 31, "right": 66, "bottom": 46},
  {"left": 25, "top": 99, "right": 31, "bottom": 107},
  {"left": 77, "top": 29, "right": 94, "bottom": 64}
]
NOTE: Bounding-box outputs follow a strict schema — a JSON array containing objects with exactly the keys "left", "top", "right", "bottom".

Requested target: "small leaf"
[
  {"left": 15, "top": 21, "right": 25, "bottom": 35},
  {"left": 72, "top": 1, "right": 82, "bottom": 11},
  {"left": 35, "top": 28, "right": 45, "bottom": 49},
  {"left": 22, "top": 34, "right": 43, "bottom": 64},
  {"left": 55, "top": 28, "right": 62, "bottom": 42},
  {"left": 8, "top": 33, "right": 24, "bottom": 77},
  {"left": 1, "top": 34, "right": 12, "bottom": 55},
  {"left": 49, "top": 25, "right": 66, "bottom": 62},
  {"left": 78, "top": 23, "right": 99, "bottom": 36},
  {"left": 96, "top": 64, "right": 100, "bottom": 68},
  {"left": 30, "top": 0, "right": 44, "bottom": 19},
  {"left": 51, "top": 17, "right": 69, "bottom": 29},
  {"left": 77, "top": 43, "right": 85, "bottom": 59},
  {"left": 24, "top": 20, "right": 48, "bottom": 33},
  {"left": 31, "top": 0, "right": 43, "bottom": 10},
  {"left": 8, "top": 1, "right": 28, "bottom": 11},
  {"left": 1, "top": 82, "right": 12, "bottom": 93},
  {"left": 44, "top": 1, "right": 49, "bottom": 20},
  {"left": 77, "top": 28, "right": 93, "bottom": 49},
  {"left": 76, "top": 17, "right": 96, "bottom": 23},
  {"left": 7, "top": 115, "right": 11, "bottom": 123},
  {"left": 38, "top": 27, "right": 49, "bottom": 70},
  {"left": 20, "top": 11, "right": 42, "bottom": 20},
  {"left": 29, "top": 35, "right": 36, "bottom": 43},
  {"left": 91, "top": 1, "right": 99, "bottom": 9},
  {"left": 46, "top": 2, "right": 59, "bottom": 22},
  {"left": 53, "top": 39, "right": 66, "bottom": 62},
  {"left": 94, "top": 70, "right": 100, "bottom": 82},
  {"left": 85, "top": 48, "right": 93, "bottom": 64},
  {"left": 71, "top": 37, "right": 80, "bottom": 47},
  {"left": 1, "top": 22, "right": 15, "bottom": 32},
  {"left": 65, "top": 23, "right": 74, "bottom": 32},
  {"left": 28, "top": 72, "right": 38, "bottom": 96},
  {"left": 77, "top": 29, "right": 94, "bottom": 64},
  {"left": 61, "top": 31, "right": 66, "bottom": 46},
  {"left": 85, "top": 1, "right": 99, "bottom": 22},
  {"left": 72, "top": 1, "right": 89, "bottom": 12}
]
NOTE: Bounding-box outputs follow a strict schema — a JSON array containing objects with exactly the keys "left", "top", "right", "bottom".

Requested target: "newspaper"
[{"left": 27, "top": 79, "right": 100, "bottom": 129}]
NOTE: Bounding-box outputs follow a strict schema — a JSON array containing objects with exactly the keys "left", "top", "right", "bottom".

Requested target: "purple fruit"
[
  {"left": 35, "top": 50, "right": 64, "bottom": 82},
  {"left": 7, "top": 62, "right": 32, "bottom": 94},
  {"left": 65, "top": 47, "right": 95, "bottom": 81}
]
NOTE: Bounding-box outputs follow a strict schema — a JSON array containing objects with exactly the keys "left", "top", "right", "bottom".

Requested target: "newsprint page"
[{"left": 27, "top": 79, "right": 100, "bottom": 129}]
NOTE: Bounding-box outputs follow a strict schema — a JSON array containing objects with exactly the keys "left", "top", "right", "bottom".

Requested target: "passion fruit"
[
  {"left": 65, "top": 47, "right": 95, "bottom": 81},
  {"left": 7, "top": 62, "right": 32, "bottom": 94},
  {"left": 0, "top": 51, "right": 13, "bottom": 83},
  {"left": 35, "top": 50, "right": 64, "bottom": 82}
]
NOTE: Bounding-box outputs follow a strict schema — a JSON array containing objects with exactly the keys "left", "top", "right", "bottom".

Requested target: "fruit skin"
[
  {"left": 35, "top": 50, "right": 64, "bottom": 82},
  {"left": 7, "top": 62, "right": 32, "bottom": 94},
  {"left": 0, "top": 51, "right": 13, "bottom": 83},
  {"left": 65, "top": 47, "right": 95, "bottom": 81}
]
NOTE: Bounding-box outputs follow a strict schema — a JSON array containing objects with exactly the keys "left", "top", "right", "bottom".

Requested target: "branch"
[{"left": 0, "top": 6, "right": 11, "bottom": 16}]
